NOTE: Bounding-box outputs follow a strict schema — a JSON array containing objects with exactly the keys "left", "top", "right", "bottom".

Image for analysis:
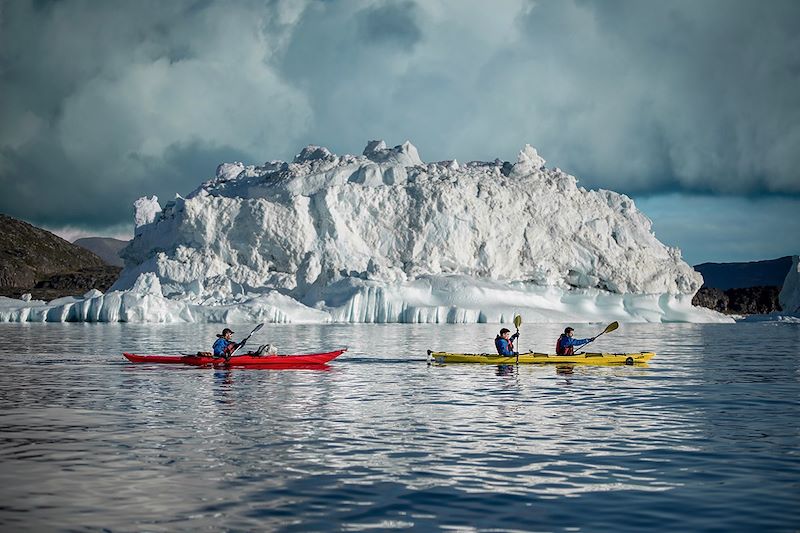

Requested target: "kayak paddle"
[
  {"left": 579, "top": 321, "right": 618, "bottom": 353},
  {"left": 514, "top": 314, "right": 522, "bottom": 364},
  {"left": 228, "top": 323, "right": 265, "bottom": 359}
]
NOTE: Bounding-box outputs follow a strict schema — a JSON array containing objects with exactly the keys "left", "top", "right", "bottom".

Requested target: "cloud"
[
  {"left": 1, "top": 0, "right": 798, "bottom": 237},
  {"left": 45, "top": 223, "right": 133, "bottom": 243},
  {"left": 0, "top": 0, "right": 311, "bottom": 229},
  {"left": 357, "top": 0, "right": 421, "bottom": 49},
  {"left": 276, "top": 0, "right": 800, "bottom": 195},
  {"left": 496, "top": 0, "right": 800, "bottom": 194}
]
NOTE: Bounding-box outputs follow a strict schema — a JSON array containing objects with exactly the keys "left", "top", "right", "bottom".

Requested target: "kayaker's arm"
[
  {"left": 225, "top": 341, "right": 239, "bottom": 355},
  {"left": 573, "top": 336, "right": 597, "bottom": 354}
]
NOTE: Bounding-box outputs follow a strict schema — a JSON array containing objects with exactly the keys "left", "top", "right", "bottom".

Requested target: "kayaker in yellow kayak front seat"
[
  {"left": 556, "top": 327, "right": 595, "bottom": 355},
  {"left": 213, "top": 328, "right": 239, "bottom": 358},
  {"left": 495, "top": 328, "right": 519, "bottom": 355}
]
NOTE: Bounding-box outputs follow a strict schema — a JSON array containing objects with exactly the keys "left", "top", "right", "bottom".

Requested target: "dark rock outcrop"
[
  {"left": 692, "top": 286, "right": 782, "bottom": 315},
  {"left": 692, "top": 287, "right": 729, "bottom": 312},
  {"left": 692, "top": 257, "right": 793, "bottom": 315},
  {"left": 21, "top": 265, "right": 122, "bottom": 301},
  {"left": 0, "top": 213, "right": 121, "bottom": 300}
]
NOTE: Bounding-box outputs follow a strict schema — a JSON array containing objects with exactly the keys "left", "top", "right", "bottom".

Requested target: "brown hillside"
[{"left": 0, "top": 214, "right": 116, "bottom": 296}]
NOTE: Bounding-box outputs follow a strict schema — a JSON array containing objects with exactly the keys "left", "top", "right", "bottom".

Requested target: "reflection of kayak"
[
  {"left": 214, "top": 363, "right": 334, "bottom": 371},
  {"left": 427, "top": 350, "right": 655, "bottom": 366},
  {"left": 123, "top": 349, "right": 346, "bottom": 366}
]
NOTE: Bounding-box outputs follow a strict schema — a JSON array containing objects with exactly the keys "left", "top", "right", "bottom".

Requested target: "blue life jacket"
[
  {"left": 213, "top": 338, "right": 235, "bottom": 356},
  {"left": 495, "top": 332, "right": 518, "bottom": 355},
  {"left": 556, "top": 334, "right": 591, "bottom": 355}
]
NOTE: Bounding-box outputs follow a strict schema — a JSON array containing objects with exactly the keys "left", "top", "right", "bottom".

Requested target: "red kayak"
[{"left": 123, "top": 349, "right": 346, "bottom": 367}]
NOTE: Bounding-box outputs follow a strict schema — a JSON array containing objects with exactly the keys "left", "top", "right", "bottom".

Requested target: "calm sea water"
[{"left": 0, "top": 322, "right": 798, "bottom": 532}]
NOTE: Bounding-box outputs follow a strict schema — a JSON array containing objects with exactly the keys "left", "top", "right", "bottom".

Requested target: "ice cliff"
[
  {"left": 0, "top": 140, "right": 731, "bottom": 323},
  {"left": 778, "top": 256, "right": 800, "bottom": 315}
]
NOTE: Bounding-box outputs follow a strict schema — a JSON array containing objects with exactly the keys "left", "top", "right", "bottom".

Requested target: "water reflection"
[
  {"left": 0, "top": 322, "right": 797, "bottom": 531},
  {"left": 495, "top": 364, "right": 515, "bottom": 376}
]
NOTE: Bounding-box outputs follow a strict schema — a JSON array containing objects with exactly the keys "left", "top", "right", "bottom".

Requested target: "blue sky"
[{"left": 0, "top": 0, "right": 798, "bottom": 264}]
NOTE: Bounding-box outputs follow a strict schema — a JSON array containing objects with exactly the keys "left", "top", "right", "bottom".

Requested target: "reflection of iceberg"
[{"left": 1, "top": 141, "right": 732, "bottom": 323}]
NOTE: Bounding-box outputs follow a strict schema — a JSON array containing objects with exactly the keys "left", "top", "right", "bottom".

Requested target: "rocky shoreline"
[
  {"left": 0, "top": 265, "right": 122, "bottom": 301},
  {"left": 692, "top": 286, "right": 782, "bottom": 315}
]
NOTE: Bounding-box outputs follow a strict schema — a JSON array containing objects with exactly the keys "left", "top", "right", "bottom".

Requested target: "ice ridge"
[{"left": 1, "top": 140, "right": 732, "bottom": 324}]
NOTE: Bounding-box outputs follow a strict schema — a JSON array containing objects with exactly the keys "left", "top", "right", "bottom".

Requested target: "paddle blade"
[
  {"left": 603, "top": 321, "right": 619, "bottom": 334},
  {"left": 514, "top": 314, "right": 522, "bottom": 330}
]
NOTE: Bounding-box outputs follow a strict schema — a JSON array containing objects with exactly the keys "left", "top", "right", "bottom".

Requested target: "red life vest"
[{"left": 556, "top": 334, "right": 573, "bottom": 356}]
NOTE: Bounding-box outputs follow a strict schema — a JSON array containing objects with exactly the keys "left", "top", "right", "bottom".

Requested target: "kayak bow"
[{"left": 123, "top": 349, "right": 346, "bottom": 366}]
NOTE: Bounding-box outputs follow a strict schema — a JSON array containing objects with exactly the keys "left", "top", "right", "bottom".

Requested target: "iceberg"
[
  {"left": 1, "top": 140, "right": 732, "bottom": 323},
  {"left": 778, "top": 255, "right": 800, "bottom": 315}
]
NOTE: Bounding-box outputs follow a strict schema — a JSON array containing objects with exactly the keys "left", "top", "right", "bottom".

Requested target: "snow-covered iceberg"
[{"left": 1, "top": 140, "right": 732, "bottom": 323}]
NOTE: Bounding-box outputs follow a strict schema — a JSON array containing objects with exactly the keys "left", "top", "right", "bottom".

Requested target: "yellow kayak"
[{"left": 426, "top": 350, "right": 655, "bottom": 366}]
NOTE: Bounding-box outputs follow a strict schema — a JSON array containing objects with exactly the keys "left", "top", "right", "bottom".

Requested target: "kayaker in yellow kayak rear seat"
[
  {"left": 495, "top": 328, "right": 519, "bottom": 355},
  {"left": 556, "top": 327, "right": 595, "bottom": 355},
  {"left": 213, "top": 328, "right": 239, "bottom": 358}
]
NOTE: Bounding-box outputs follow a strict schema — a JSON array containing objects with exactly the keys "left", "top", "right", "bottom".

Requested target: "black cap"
[{"left": 217, "top": 328, "right": 234, "bottom": 338}]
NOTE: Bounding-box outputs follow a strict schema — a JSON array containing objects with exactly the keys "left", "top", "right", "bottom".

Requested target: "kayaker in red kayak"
[
  {"left": 556, "top": 327, "right": 595, "bottom": 355},
  {"left": 213, "top": 328, "right": 239, "bottom": 359}
]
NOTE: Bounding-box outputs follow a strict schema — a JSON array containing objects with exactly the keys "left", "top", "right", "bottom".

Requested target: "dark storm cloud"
[
  {"left": 503, "top": 0, "right": 800, "bottom": 194},
  {"left": 277, "top": 1, "right": 427, "bottom": 158},
  {"left": 0, "top": 0, "right": 311, "bottom": 232},
  {"left": 357, "top": 1, "right": 421, "bottom": 49},
  {"left": 0, "top": 0, "right": 798, "bottom": 237}
]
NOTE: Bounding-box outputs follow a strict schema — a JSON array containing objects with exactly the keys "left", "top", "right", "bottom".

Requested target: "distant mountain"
[
  {"left": 73, "top": 237, "right": 128, "bottom": 267},
  {"left": 694, "top": 256, "right": 793, "bottom": 290},
  {"left": 0, "top": 213, "right": 121, "bottom": 300}
]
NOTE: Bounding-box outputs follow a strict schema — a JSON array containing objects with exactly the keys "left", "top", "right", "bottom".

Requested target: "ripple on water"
[{"left": 0, "top": 322, "right": 798, "bottom": 531}]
